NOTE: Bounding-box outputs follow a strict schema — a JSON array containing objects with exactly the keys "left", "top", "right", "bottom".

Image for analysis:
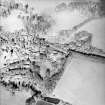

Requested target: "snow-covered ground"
[
  {"left": 0, "top": 10, "right": 25, "bottom": 32},
  {"left": 77, "top": 18, "right": 105, "bottom": 51},
  {"left": 53, "top": 55, "right": 105, "bottom": 105},
  {"left": 0, "top": 85, "right": 32, "bottom": 105},
  {"left": 0, "top": 1, "right": 105, "bottom": 105}
]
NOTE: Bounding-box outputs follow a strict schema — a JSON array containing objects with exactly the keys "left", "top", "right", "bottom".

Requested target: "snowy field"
[
  {"left": 54, "top": 54, "right": 105, "bottom": 105},
  {"left": 0, "top": 85, "right": 32, "bottom": 105}
]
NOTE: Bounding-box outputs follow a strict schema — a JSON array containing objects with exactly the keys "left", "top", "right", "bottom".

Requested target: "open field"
[{"left": 54, "top": 54, "right": 105, "bottom": 105}]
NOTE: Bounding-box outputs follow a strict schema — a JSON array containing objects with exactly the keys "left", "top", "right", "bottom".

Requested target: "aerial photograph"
[{"left": 0, "top": 0, "right": 105, "bottom": 105}]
